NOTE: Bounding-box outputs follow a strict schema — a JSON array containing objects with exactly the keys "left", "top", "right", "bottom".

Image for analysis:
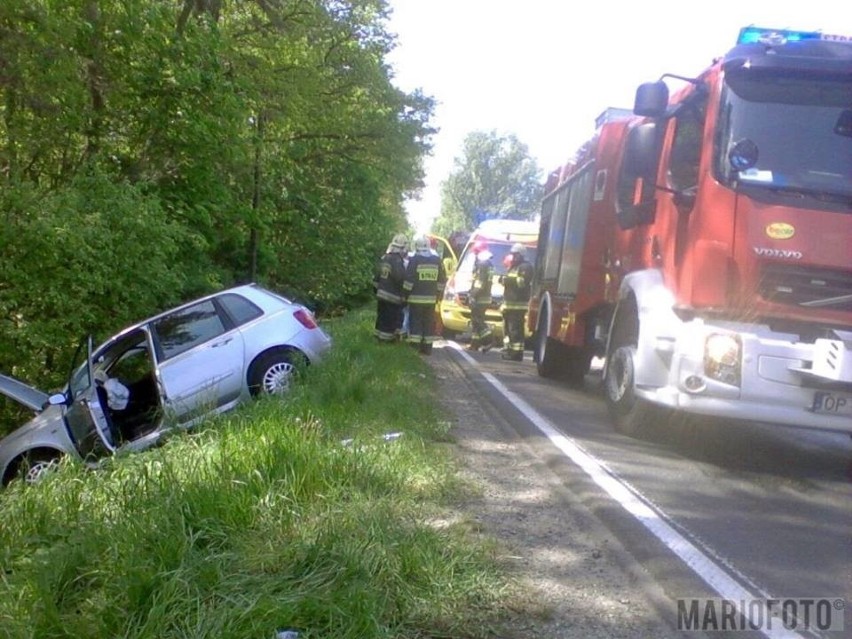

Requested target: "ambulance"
[{"left": 439, "top": 219, "right": 538, "bottom": 340}]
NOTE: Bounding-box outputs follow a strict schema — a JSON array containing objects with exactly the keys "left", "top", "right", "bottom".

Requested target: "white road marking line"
[{"left": 447, "top": 342, "right": 809, "bottom": 639}]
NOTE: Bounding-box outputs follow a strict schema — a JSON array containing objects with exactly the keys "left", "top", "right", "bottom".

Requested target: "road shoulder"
[{"left": 428, "top": 343, "right": 686, "bottom": 638}]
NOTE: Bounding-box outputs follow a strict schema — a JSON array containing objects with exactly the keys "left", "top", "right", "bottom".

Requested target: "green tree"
[
  {"left": 0, "top": 0, "right": 435, "bottom": 431},
  {"left": 220, "top": 0, "right": 435, "bottom": 309},
  {"left": 432, "top": 130, "right": 543, "bottom": 236}
]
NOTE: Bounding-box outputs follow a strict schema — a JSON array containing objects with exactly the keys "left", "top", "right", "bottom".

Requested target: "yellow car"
[{"left": 439, "top": 219, "right": 538, "bottom": 341}]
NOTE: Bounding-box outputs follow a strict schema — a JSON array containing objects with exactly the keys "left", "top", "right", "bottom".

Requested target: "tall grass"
[{"left": 0, "top": 309, "right": 507, "bottom": 639}]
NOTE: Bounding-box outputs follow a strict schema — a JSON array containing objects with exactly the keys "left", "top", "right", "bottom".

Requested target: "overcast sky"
[{"left": 385, "top": 0, "right": 851, "bottom": 233}]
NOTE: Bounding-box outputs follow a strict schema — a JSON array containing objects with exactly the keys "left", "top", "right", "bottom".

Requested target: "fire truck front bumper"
[{"left": 637, "top": 323, "right": 852, "bottom": 434}]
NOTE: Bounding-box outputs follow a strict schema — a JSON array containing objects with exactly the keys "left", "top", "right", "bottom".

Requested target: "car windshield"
[
  {"left": 716, "top": 72, "right": 852, "bottom": 203},
  {"left": 458, "top": 243, "right": 538, "bottom": 277}
]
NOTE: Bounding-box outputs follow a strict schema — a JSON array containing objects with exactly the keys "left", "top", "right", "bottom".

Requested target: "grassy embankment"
[{"left": 0, "top": 309, "right": 515, "bottom": 639}]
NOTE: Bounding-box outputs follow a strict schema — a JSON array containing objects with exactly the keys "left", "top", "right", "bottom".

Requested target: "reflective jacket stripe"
[{"left": 377, "top": 290, "right": 404, "bottom": 304}]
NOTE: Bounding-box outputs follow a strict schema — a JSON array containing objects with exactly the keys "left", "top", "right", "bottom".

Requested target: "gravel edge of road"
[{"left": 428, "top": 343, "right": 689, "bottom": 638}]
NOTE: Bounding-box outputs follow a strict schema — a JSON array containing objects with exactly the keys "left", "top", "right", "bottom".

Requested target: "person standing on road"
[
  {"left": 500, "top": 243, "right": 534, "bottom": 361},
  {"left": 373, "top": 233, "right": 408, "bottom": 343},
  {"left": 400, "top": 239, "right": 413, "bottom": 340},
  {"left": 468, "top": 243, "right": 494, "bottom": 352},
  {"left": 403, "top": 236, "right": 447, "bottom": 355}
]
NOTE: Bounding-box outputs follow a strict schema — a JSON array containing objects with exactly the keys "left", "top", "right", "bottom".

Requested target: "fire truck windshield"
[{"left": 717, "top": 73, "right": 852, "bottom": 206}]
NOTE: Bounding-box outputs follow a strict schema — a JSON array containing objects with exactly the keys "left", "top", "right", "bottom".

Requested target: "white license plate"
[{"left": 811, "top": 391, "right": 852, "bottom": 416}]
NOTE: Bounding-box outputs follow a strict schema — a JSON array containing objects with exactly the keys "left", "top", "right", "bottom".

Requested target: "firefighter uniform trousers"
[
  {"left": 375, "top": 299, "right": 404, "bottom": 342},
  {"left": 402, "top": 251, "right": 446, "bottom": 354},
  {"left": 374, "top": 251, "right": 407, "bottom": 342},
  {"left": 469, "top": 257, "right": 494, "bottom": 351},
  {"left": 470, "top": 301, "right": 492, "bottom": 349},
  {"left": 502, "top": 309, "right": 526, "bottom": 360},
  {"left": 501, "top": 257, "right": 534, "bottom": 361}
]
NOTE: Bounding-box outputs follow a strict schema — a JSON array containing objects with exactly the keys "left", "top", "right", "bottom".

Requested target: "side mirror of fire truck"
[{"left": 634, "top": 81, "right": 669, "bottom": 118}]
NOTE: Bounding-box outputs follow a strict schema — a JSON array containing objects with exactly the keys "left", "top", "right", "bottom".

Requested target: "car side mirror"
[{"left": 47, "top": 393, "right": 68, "bottom": 407}]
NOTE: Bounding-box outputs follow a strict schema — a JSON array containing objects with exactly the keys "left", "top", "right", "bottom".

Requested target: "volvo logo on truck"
[{"left": 753, "top": 247, "right": 803, "bottom": 259}]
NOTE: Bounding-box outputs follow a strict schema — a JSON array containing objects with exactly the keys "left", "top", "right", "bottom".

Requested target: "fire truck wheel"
[
  {"left": 534, "top": 330, "right": 563, "bottom": 379},
  {"left": 604, "top": 345, "right": 651, "bottom": 436},
  {"left": 563, "top": 352, "right": 591, "bottom": 388}
]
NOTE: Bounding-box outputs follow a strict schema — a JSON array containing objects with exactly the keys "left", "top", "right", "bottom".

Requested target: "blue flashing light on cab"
[{"left": 737, "top": 26, "right": 850, "bottom": 45}]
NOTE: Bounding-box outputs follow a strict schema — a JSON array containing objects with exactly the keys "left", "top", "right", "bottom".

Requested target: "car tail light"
[{"left": 293, "top": 308, "right": 318, "bottom": 329}]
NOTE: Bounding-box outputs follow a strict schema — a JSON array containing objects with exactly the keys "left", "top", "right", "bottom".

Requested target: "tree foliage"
[
  {"left": 432, "top": 130, "right": 543, "bottom": 236},
  {"left": 0, "top": 0, "right": 434, "bottom": 412}
]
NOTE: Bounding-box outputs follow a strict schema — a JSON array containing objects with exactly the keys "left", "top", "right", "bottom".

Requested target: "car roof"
[
  {"left": 467, "top": 220, "right": 538, "bottom": 247},
  {"left": 471, "top": 219, "right": 538, "bottom": 239},
  {"left": 107, "top": 284, "right": 282, "bottom": 341}
]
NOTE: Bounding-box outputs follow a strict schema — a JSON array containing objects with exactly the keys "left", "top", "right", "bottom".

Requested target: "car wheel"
[
  {"left": 12, "top": 451, "right": 62, "bottom": 486},
  {"left": 603, "top": 345, "right": 651, "bottom": 436},
  {"left": 441, "top": 326, "right": 459, "bottom": 340},
  {"left": 249, "top": 350, "right": 306, "bottom": 396}
]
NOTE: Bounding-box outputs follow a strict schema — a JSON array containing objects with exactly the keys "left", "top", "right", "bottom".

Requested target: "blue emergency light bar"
[{"left": 737, "top": 26, "right": 850, "bottom": 45}]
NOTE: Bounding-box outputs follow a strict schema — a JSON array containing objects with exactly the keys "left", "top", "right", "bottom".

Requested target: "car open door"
[
  {"left": 150, "top": 298, "right": 246, "bottom": 423},
  {"left": 88, "top": 326, "right": 167, "bottom": 450},
  {"left": 427, "top": 233, "right": 459, "bottom": 277},
  {"left": 62, "top": 336, "right": 118, "bottom": 459},
  {"left": 0, "top": 374, "right": 49, "bottom": 413}
]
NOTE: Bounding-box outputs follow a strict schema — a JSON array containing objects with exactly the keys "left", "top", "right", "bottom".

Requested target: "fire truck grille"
[{"left": 758, "top": 264, "right": 852, "bottom": 312}]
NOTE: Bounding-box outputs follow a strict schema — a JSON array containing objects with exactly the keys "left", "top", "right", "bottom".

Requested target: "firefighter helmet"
[
  {"left": 510, "top": 243, "right": 526, "bottom": 257},
  {"left": 414, "top": 236, "right": 430, "bottom": 252},
  {"left": 390, "top": 233, "right": 408, "bottom": 252}
]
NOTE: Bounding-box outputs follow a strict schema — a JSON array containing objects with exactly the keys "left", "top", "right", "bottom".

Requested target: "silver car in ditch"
[{"left": 0, "top": 284, "right": 332, "bottom": 485}]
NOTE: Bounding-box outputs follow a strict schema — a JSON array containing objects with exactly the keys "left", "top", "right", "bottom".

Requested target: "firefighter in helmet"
[
  {"left": 402, "top": 235, "right": 446, "bottom": 355},
  {"left": 500, "top": 242, "right": 533, "bottom": 361},
  {"left": 373, "top": 233, "right": 408, "bottom": 342},
  {"left": 468, "top": 242, "right": 494, "bottom": 352}
]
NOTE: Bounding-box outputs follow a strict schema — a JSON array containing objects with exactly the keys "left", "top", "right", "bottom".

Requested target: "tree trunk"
[{"left": 249, "top": 113, "right": 265, "bottom": 282}]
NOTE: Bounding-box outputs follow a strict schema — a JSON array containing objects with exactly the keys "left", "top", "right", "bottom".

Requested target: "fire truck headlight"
[{"left": 704, "top": 333, "right": 741, "bottom": 386}]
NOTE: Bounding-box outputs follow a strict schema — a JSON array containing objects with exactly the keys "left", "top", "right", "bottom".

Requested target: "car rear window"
[{"left": 218, "top": 293, "right": 263, "bottom": 327}]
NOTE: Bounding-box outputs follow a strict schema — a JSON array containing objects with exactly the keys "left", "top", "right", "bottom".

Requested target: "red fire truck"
[{"left": 528, "top": 27, "right": 852, "bottom": 436}]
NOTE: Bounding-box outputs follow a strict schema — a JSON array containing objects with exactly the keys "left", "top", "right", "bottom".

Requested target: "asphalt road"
[{"left": 446, "top": 342, "right": 852, "bottom": 639}]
